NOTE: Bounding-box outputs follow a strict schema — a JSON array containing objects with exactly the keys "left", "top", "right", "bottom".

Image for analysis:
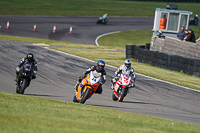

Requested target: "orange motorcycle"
[{"left": 73, "top": 71, "right": 101, "bottom": 104}]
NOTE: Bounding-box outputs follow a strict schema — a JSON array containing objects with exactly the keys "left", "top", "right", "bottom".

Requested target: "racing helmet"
[
  {"left": 26, "top": 53, "right": 34, "bottom": 62},
  {"left": 124, "top": 59, "right": 131, "bottom": 69},
  {"left": 195, "top": 14, "right": 198, "bottom": 17},
  {"left": 97, "top": 60, "right": 105, "bottom": 71}
]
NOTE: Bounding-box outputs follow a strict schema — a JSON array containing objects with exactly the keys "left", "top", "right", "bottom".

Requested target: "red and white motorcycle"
[{"left": 112, "top": 72, "right": 135, "bottom": 102}]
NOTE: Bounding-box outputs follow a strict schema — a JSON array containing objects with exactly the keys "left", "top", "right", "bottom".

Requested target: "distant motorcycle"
[
  {"left": 16, "top": 62, "right": 34, "bottom": 94},
  {"left": 96, "top": 15, "right": 108, "bottom": 25},
  {"left": 189, "top": 15, "right": 199, "bottom": 25},
  {"left": 112, "top": 72, "right": 135, "bottom": 102},
  {"left": 73, "top": 71, "right": 101, "bottom": 104}
]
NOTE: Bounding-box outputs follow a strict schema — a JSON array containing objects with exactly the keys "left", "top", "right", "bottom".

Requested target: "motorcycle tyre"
[
  {"left": 19, "top": 78, "right": 27, "bottom": 94},
  {"left": 96, "top": 20, "right": 101, "bottom": 24},
  {"left": 79, "top": 88, "right": 90, "bottom": 104},
  {"left": 103, "top": 22, "right": 107, "bottom": 25},
  {"left": 119, "top": 87, "right": 126, "bottom": 102},
  {"left": 112, "top": 92, "right": 118, "bottom": 101}
]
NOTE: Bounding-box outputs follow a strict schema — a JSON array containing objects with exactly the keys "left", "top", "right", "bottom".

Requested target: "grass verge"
[
  {"left": 0, "top": 0, "right": 200, "bottom": 17},
  {"left": 1, "top": 91, "right": 200, "bottom": 133}
]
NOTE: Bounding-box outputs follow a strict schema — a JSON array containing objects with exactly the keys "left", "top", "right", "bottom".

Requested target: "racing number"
[{"left": 92, "top": 78, "right": 96, "bottom": 82}]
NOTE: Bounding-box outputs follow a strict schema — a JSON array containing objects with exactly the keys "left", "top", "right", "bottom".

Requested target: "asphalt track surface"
[
  {"left": 0, "top": 16, "right": 153, "bottom": 45},
  {"left": 0, "top": 16, "right": 200, "bottom": 125}
]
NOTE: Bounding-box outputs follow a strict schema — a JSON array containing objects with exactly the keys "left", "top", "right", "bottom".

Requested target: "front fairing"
[
  {"left": 121, "top": 74, "right": 131, "bottom": 86},
  {"left": 20, "top": 63, "right": 33, "bottom": 78},
  {"left": 114, "top": 73, "right": 132, "bottom": 92},
  {"left": 75, "top": 71, "right": 101, "bottom": 101},
  {"left": 89, "top": 71, "right": 101, "bottom": 88}
]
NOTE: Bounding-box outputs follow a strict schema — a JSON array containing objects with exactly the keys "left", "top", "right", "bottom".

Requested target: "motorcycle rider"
[
  {"left": 111, "top": 59, "right": 135, "bottom": 90},
  {"left": 15, "top": 53, "right": 38, "bottom": 83},
  {"left": 102, "top": 13, "right": 108, "bottom": 23},
  {"left": 194, "top": 14, "right": 199, "bottom": 25},
  {"left": 74, "top": 60, "right": 106, "bottom": 94}
]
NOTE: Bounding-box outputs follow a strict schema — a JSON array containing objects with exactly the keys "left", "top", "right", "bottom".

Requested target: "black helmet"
[
  {"left": 26, "top": 53, "right": 34, "bottom": 62},
  {"left": 97, "top": 60, "right": 105, "bottom": 71}
]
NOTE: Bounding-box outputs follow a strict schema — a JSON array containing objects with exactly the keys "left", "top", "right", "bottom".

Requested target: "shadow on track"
[
  {"left": 89, "top": 101, "right": 160, "bottom": 110},
  {"left": 26, "top": 94, "right": 62, "bottom": 97}
]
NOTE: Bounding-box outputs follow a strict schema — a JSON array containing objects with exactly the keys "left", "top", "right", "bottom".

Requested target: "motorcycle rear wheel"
[
  {"left": 96, "top": 20, "right": 101, "bottom": 24},
  {"left": 112, "top": 92, "right": 118, "bottom": 101},
  {"left": 73, "top": 95, "right": 79, "bottom": 103},
  {"left": 79, "top": 88, "right": 90, "bottom": 104}
]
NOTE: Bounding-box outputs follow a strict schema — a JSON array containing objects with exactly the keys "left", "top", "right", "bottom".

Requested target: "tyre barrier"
[{"left": 126, "top": 44, "right": 200, "bottom": 77}]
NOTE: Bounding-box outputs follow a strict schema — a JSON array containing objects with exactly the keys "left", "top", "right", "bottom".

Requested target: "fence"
[{"left": 126, "top": 44, "right": 200, "bottom": 77}]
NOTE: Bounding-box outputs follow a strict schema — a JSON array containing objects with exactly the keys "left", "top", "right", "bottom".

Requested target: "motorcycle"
[
  {"left": 96, "top": 16, "right": 108, "bottom": 25},
  {"left": 189, "top": 15, "right": 199, "bottom": 25},
  {"left": 73, "top": 71, "right": 101, "bottom": 104},
  {"left": 112, "top": 72, "right": 134, "bottom": 102},
  {"left": 16, "top": 62, "right": 34, "bottom": 94}
]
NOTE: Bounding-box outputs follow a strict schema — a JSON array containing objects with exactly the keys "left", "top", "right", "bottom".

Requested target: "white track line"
[{"left": 95, "top": 31, "right": 121, "bottom": 46}]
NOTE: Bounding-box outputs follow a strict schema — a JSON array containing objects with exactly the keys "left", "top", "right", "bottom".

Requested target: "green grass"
[
  {"left": 0, "top": 0, "right": 200, "bottom": 16},
  {"left": 190, "top": 26, "right": 200, "bottom": 39},
  {"left": 98, "top": 29, "right": 153, "bottom": 48},
  {"left": 1, "top": 91, "right": 200, "bottom": 133}
]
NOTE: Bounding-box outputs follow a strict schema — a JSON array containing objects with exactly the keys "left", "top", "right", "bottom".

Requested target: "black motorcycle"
[
  {"left": 16, "top": 62, "right": 34, "bottom": 94},
  {"left": 96, "top": 16, "right": 108, "bottom": 25},
  {"left": 189, "top": 15, "right": 199, "bottom": 25}
]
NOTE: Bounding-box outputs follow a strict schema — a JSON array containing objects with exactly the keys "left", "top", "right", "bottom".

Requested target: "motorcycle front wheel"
[
  {"left": 19, "top": 78, "right": 27, "bottom": 94},
  {"left": 119, "top": 87, "right": 127, "bottom": 102},
  {"left": 79, "top": 87, "right": 91, "bottom": 104}
]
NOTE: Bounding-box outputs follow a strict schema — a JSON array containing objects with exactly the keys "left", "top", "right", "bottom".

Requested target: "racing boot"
[
  {"left": 111, "top": 84, "right": 114, "bottom": 90},
  {"left": 111, "top": 78, "right": 116, "bottom": 90},
  {"left": 14, "top": 76, "right": 18, "bottom": 85},
  {"left": 132, "top": 82, "right": 135, "bottom": 87}
]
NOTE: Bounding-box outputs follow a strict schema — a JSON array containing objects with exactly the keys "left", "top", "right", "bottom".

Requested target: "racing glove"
[
  {"left": 78, "top": 76, "right": 84, "bottom": 82},
  {"left": 34, "top": 71, "right": 37, "bottom": 75},
  {"left": 16, "top": 67, "right": 20, "bottom": 72},
  {"left": 131, "top": 80, "right": 135, "bottom": 87}
]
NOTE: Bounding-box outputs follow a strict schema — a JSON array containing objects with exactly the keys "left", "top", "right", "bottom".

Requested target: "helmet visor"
[
  {"left": 125, "top": 64, "right": 131, "bottom": 68},
  {"left": 27, "top": 55, "right": 33, "bottom": 61},
  {"left": 97, "top": 63, "right": 105, "bottom": 71}
]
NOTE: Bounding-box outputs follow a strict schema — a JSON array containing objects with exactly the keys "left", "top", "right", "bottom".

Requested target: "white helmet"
[{"left": 195, "top": 14, "right": 198, "bottom": 17}]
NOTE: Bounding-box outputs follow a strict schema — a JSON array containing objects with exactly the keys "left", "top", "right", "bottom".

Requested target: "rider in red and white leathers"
[{"left": 111, "top": 59, "right": 135, "bottom": 90}]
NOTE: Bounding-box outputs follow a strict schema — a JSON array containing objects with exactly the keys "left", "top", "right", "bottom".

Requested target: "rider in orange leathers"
[{"left": 74, "top": 60, "right": 106, "bottom": 95}]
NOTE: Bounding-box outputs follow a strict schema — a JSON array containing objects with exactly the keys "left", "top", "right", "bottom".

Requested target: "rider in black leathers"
[{"left": 15, "top": 53, "right": 38, "bottom": 83}]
